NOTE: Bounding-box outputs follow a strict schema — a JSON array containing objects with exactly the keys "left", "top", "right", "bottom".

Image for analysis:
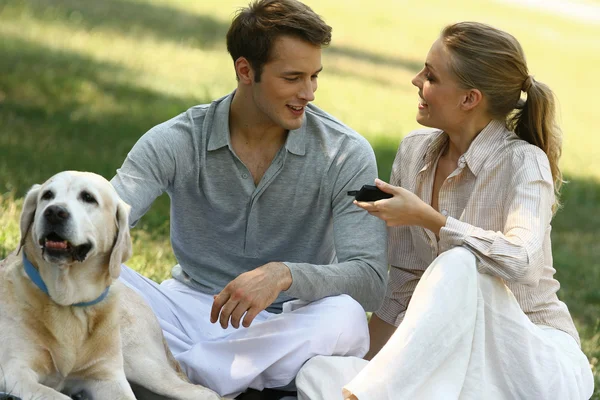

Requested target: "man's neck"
[{"left": 229, "top": 90, "right": 288, "bottom": 147}]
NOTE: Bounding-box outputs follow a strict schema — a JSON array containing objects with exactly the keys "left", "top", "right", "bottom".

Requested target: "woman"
[{"left": 295, "top": 22, "right": 594, "bottom": 399}]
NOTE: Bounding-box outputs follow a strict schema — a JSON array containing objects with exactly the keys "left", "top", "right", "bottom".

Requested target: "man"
[{"left": 112, "top": 0, "right": 387, "bottom": 398}]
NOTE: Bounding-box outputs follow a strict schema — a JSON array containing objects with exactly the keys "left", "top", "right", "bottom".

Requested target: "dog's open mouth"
[{"left": 39, "top": 233, "right": 93, "bottom": 262}]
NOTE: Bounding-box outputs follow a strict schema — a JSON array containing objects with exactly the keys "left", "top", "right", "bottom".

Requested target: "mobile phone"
[{"left": 347, "top": 184, "right": 393, "bottom": 201}]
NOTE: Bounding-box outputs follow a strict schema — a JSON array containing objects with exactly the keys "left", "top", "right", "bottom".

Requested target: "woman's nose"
[{"left": 411, "top": 73, "right": 422, "bottom": 88}]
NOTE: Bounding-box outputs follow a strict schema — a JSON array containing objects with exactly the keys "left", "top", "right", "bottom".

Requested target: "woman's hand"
[{"left": 355, "top": 179, "right": 447, "bottom": 234}]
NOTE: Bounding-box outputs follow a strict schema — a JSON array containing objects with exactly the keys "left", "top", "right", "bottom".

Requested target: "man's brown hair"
[{"left": 226, "top": 0, "right": 332, "bottom": 82}]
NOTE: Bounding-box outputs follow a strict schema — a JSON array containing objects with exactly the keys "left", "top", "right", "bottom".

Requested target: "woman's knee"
[{"left": 431, "top": 246, "right": 477, "bottom": 275}]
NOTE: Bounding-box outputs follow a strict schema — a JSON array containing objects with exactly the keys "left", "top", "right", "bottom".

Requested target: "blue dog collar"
[{"left": 23, "top": 252, "right": 109, "bottom": 307}]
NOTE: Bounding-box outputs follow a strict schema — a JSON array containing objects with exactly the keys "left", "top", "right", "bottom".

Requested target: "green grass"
[{"left": 0, "top": 0, "right": 598, "bottom": 396}]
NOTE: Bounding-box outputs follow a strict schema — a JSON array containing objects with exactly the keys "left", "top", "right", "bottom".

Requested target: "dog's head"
[{"left": 19, "top": 171, "right": 132, "bottom": 285}]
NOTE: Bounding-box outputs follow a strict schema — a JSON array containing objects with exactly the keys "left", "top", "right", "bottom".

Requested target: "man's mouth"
[
  {"left": 287, "top": 105, "right": 305, "bottom": 114},
  {"left": 39, "top": 233, "right": 92, "bottom": 262},
  {"left": 418, "top": 95, "right": 428, "bottom": 109}
]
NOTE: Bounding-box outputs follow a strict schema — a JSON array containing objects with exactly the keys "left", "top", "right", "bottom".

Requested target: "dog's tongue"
[{"left": 46, "top": 240, "right": 68, "bottom": 250}]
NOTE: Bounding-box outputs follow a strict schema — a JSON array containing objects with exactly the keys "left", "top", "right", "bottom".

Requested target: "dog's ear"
[
  {"left": 18, "top": 184, "right": 41, "bottom": 253},
  {"left": 109, "top": 198, "right": 132, "bottom": 279}
]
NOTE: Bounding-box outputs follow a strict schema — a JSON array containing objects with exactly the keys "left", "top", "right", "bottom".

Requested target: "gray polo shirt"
[{"left": 111, "top": 92, "right": 387, "bottom": 312}]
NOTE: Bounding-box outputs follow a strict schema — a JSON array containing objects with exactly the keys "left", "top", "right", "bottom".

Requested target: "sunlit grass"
[{"left": 1, "top": 0, "right": 599, "bottom": 178}]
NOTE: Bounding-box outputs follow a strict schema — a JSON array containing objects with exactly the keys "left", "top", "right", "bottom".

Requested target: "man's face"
[{"left": 250, "top": 35, "right": 323, "bottom": 131}]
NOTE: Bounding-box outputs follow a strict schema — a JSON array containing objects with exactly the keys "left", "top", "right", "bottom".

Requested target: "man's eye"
[
  {"left": 41, "top": 190, "right": 54, "bottom": 201},
  {"left": 284, "top": 77, "right": 299, "bottom": 82},
  {"left": 80, "top": 191, "right": 97, "bottom": 204}
]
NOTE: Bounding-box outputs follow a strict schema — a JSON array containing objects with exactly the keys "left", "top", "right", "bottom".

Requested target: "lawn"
[{"left": 0, "top": 0, "right": 598, "bottom": 396}]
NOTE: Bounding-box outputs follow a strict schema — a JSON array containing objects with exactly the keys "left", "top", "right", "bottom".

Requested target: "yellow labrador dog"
[{"left": 0, "top": 171, "right": 222, "bottom": 400}]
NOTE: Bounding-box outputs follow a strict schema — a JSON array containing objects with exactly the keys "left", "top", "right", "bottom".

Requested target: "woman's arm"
[
  {"left": 439, "top": 172, "right": 553, "bottom": 285},
  {"left": 356, "top": 150, "right": 554, "bottom": 286}
]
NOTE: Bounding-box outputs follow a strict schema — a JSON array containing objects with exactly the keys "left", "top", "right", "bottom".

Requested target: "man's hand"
[{"left": 210, "top": 262, "right": 292, "bottom": 329}]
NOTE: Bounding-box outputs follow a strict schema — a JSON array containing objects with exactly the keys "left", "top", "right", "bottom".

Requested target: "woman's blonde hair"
[{"left": 441, "top": 22, "right": 563, "bottom": 212}]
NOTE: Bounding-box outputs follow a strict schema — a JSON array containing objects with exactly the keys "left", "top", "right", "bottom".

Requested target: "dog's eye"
[
  {"left": 80, "top": 191, "right": 97, "bottom": 204},
  {"left": 41, "top": 190, "right": 54, "bottom": 201}
]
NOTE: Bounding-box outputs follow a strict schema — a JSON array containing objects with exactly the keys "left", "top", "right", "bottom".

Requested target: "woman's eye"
[{"left": 80, "top": 191, "right": 97, "bottom": 204}]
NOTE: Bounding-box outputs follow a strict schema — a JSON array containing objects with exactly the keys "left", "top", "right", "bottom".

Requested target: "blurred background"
[{"left": 0, "top": 0, "right": 598, "bottom": 396}]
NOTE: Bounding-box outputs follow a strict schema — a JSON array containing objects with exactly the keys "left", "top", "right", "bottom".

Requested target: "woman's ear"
[{"left": 461, "top": 88, "right": 483, "bottom": 111}]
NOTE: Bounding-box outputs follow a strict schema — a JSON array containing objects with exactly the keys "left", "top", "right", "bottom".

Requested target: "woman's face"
[{"left": 411, "top": 38, "right": 468, "bottom": 131}]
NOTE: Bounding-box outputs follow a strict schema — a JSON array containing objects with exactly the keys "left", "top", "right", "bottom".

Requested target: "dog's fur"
[{"left": 0, "top": 171, "right": 222, "bottom": 400}]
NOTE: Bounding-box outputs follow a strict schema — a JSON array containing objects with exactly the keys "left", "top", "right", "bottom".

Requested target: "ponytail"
[{"left": 508, "top": 77, "right": 563, "bottom": 213}]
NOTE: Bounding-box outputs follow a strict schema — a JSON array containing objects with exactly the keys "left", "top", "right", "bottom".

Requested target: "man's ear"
[
  {"left": 18, "top": 184, "right": 41, "bottom": 253},
  {"left": 461, "top": 88, "right": 483, "bottom": 111},
  {"left": 235, "top": 57, "right": 255, "bottom": 84},
  {"left": 108, "top": 199, "right": 132, "bottom": 280}
]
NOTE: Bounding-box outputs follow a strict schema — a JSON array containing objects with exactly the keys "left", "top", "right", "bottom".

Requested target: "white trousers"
[
  {"left": 119, "top": 265, "right": 370, "bottom": 398},
  {"left": 296, "top": 247, "right": 594, "bottom": 400}
]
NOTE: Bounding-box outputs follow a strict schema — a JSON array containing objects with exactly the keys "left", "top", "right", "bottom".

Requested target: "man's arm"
[
  {"left": 212, "top": 136, "right": 388, "bottom": 329},
  {"left": 111, "top": 117, "right": 190, "bottom": 226},
  {"left": 283, "top": 137, "right": 388, "bottom": 310}
]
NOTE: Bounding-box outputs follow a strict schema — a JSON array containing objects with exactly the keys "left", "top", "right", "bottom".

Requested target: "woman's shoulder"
[
  {"left": 400, "top": 128, "right": 443, "bottom": 151},
  {"left": 403, "top": 127, "right": 443, "bottom": 141},
  {"left": 504, "top": 133, "right": 550, "bottom": 164},
  {"left": 498, "top": 133, "right": 552, "bottom": 182}
]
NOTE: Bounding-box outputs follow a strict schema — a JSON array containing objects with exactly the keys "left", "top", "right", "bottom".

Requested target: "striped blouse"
[{"left": 376, "top": 119, "right": 579, "bottom": 344}]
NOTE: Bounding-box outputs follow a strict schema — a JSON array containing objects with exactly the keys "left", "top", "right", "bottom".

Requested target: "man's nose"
[{"left": 299, "top": 79, "right": 316, "bottom": 102}]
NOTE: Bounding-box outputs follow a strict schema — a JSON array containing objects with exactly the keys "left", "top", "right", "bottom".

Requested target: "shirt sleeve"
[
  {"left": 110, "top": 120, "right": 185, "bottom": 226},
  {"left": 283, "top": 136, "right": 389, "bottom": 312},
  {"left": 438, "top": 150, "right": 554, "bottom": 286}
]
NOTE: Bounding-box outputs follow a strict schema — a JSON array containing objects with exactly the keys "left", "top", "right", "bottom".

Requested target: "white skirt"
[{"left": 296, "top": 247, "right": 594, "bottom": 400}]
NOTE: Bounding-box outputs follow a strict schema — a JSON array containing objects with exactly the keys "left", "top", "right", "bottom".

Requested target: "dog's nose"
[{"left": 44, "top": 205, "right": 71, "bottom": 224}]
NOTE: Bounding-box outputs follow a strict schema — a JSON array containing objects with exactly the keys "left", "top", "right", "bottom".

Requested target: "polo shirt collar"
[
  {"left": 206, "top": 91, "right": 307, "bottom": 156},
  {"left": 207, "top": 92, "right": 233, "bottom": 151},
  {"left": 285, "top": 123, "right": 306, "bottom": 156}
]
